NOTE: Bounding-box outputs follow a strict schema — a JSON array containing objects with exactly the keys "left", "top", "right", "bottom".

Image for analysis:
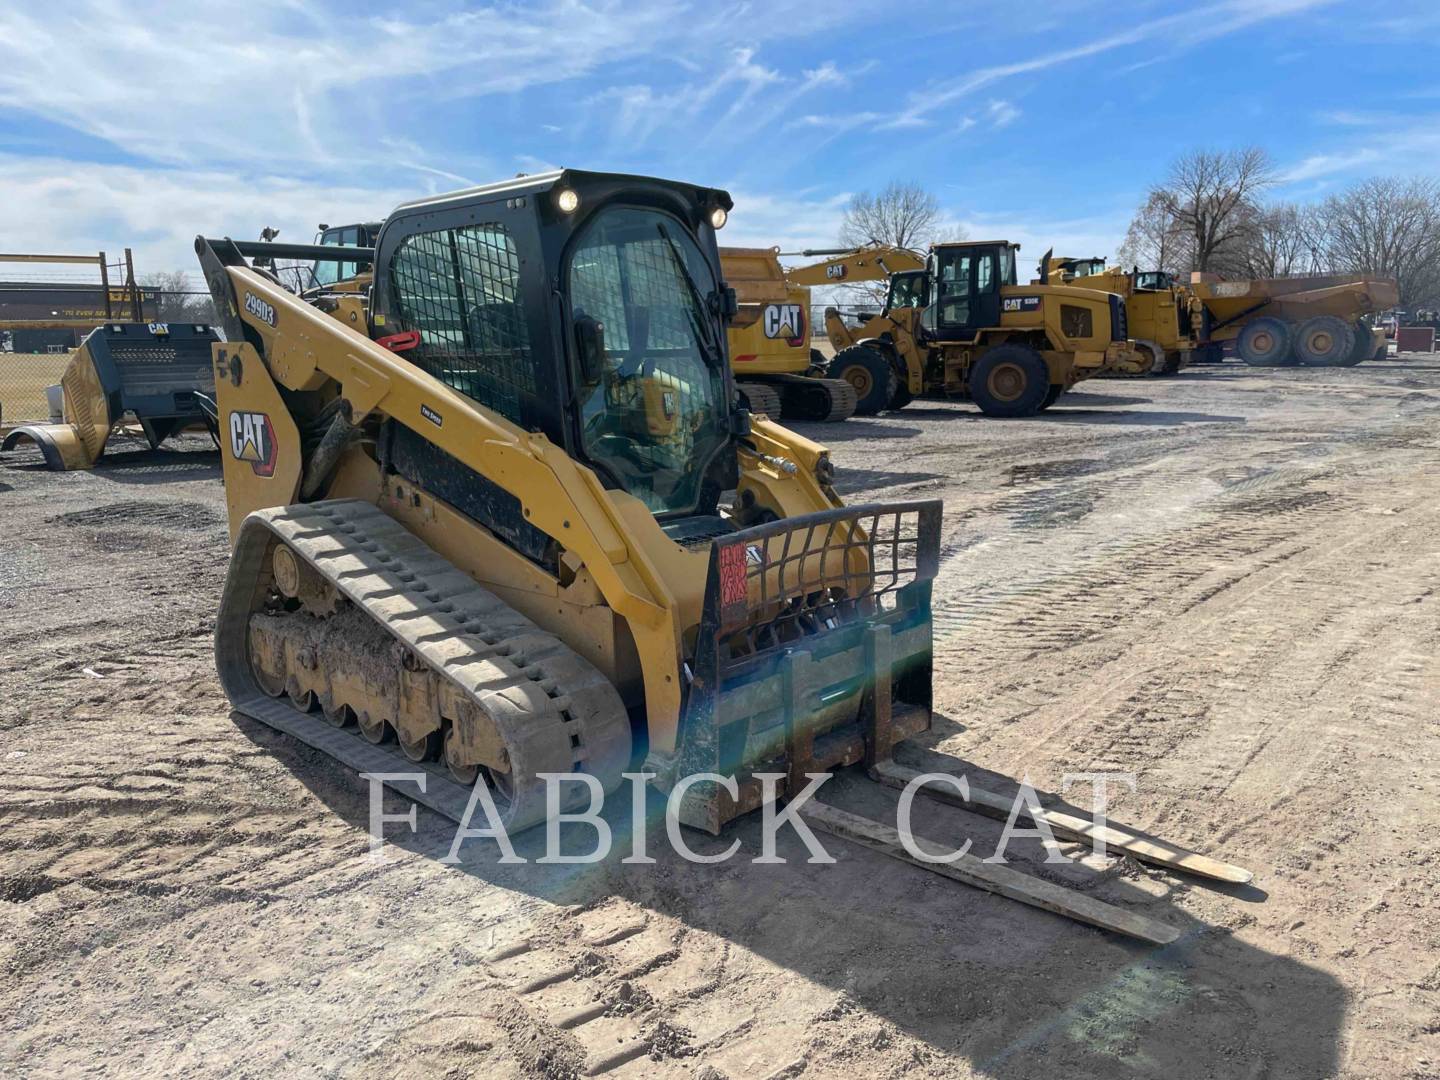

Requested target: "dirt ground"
[{"left": 2, "top": 356, "right": 1438, "bottom": 1080}]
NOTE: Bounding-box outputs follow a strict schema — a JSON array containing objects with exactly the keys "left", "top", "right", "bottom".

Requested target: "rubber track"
[{"left": 215, "top": 499, "right": 631, "bottom": 831}]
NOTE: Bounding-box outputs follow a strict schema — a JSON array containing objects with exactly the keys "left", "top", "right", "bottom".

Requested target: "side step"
[
  {"left": 873, "top": 761, "right": 1253, "bottom": 884},
  {"left": 798, "top": 801, "right": 1181, "bottom": 945}
]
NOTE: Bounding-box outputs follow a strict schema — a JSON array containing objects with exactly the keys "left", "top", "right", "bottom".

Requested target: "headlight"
[
  {"left": 556, "top": 189, "right": 580, "bottom": 214},
  {"left": 709, "top": 206, "right": 728, "bottom": 230}
]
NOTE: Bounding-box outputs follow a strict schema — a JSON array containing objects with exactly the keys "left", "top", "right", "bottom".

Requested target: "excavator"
[
  {"left": 824, "top": 241, "right": 1134, "bottom": 416},
  {"left": 199, "top": 167, "right": 1248, "bottom": 944},
  {"left": 719, "top": 245, "right": 922, "bottom": 422}
]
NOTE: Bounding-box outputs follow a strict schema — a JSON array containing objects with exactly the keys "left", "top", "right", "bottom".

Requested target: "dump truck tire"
[
  {"left": 969, "top": 345, "right": 1051, "bottom": 417},
  {"left": 831, "top": 345, "right": 898, "bottom": 415},
  {"left": 1038, "top": 384, "right": 1064, "bottom": 411},
  {"left": 1339, "top": 322, "right": 1372, "bottom": 366},
  {"left": 1294, "top": 315, "right": 1355, "bottom": 366},
  {"left": 1237, "top": 316, "right": 1294, "bottom": 366}
]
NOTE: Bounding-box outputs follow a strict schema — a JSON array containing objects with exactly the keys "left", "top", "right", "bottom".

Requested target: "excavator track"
[
  {"left": 779, "top": 375, "right": 858, "bottom": 422},
  {"left": 215, "top": 499, "right": 632, "bottom": 832},
  {"left": 737, "top": 376, "right": 858, "bottom": 423},
  {"left": 736, "top": 381, "right": 783, "bottom": 419}
]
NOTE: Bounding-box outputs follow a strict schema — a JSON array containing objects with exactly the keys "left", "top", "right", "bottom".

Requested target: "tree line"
[{"left": 1117, "top": 148, "right": 1440, "bottom": 310}]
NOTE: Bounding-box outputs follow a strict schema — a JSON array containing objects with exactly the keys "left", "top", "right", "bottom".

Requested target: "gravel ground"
[{"left": 2, "top": 357, "right": 1438, "bottom": 1079}]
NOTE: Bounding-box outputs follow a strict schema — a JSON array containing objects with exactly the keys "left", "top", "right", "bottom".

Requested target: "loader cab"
[
  {"left": 312, "top": 222, "right": 380, "bottom": 287},
  {"left": 884, "top": 269, "right": 930, "bottom": 313},
  {"left": 369, "top": 170, "right": 737, "bottom": 521},
  {"left": 1135, "top": 270, "right": 1173, "bottom": 291},
  {"left": 925, "top": 241, "right": 1019, "bottom": 339}
]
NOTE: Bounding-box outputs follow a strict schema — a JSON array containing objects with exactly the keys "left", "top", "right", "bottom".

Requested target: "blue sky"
[{"left": 0, "top": 0, "right": 1435, "bottom": 278}]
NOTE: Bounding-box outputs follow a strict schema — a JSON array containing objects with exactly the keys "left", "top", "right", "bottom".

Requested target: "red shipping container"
[{"left": 1396, "top": 326, "right": 1435, "bottom": 353}]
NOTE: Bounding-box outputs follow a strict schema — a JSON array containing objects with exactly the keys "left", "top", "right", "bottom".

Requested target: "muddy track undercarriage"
[{"left": 217, "top": 499, "right": 632, "bottom": 832}]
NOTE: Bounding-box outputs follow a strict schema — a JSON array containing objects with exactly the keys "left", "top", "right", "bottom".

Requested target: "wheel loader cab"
[
  {"left": 924, "top": 242, "right": 1018, "bottom": 340},
  {"left": 884, "top": 269, "right": 929, "bottom": 314},
  {"left": 312, "top": 222, "right": 380, "bottom": 288}
]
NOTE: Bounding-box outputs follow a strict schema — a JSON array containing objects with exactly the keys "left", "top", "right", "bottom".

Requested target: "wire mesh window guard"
[{"left": 389, "top": 223, "right": 535, "bottom": 426}]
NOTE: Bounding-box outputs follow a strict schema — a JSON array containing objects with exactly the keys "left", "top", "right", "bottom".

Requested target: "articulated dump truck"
[
  {"left": 198, "top": 167, "right": 1248, "bottom": 942},
  {"left": 1188, "top": 273, "right": 1397, "bottom": 367}
]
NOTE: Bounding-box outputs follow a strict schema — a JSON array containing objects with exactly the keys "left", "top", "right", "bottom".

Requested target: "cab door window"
[{"left": 937, "top": 253, "right": 972, "bottom": 326}]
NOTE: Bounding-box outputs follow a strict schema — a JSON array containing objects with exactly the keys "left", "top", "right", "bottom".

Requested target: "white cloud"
[
  {"left": 0, "top": 153, "right": 414, "bottom": 274},
  {"left": 987, "top": 100, "right": 1021, "bottom": 129},
  {"left": 1277, "top": 149, "right": 1382, "bottom": 183},
  {"left": 885, "top": 0, "right": 1338, "bottom": 127}
]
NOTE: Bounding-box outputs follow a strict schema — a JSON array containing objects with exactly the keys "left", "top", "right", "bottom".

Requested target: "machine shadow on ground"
[
  {"left": 232, "top": 710, "right": 1346, "bottom": 1079},
  {"left": 1042, "top": 408, "right": 1246, "bottom": 427}
]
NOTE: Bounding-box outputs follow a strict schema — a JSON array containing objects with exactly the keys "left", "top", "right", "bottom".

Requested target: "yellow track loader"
[
  {"left": 198, "top": 168, "right": 1247, "bottom": 943},
  {"left": 719, "top": 245, "right": 922, "bottom": 421},
  {"left": 824, "top": 242, "right": 1133, "bottom": 416}
]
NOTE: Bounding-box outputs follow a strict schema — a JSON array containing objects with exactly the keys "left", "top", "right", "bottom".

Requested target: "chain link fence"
[{"left": 1, "top": 291, "right": 219, "bottom": 425}]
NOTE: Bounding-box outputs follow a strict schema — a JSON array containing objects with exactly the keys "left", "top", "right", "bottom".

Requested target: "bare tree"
[
  {"left": 141, "top": 271, "right": 216, "bottom": 323},
  {"left": 839, "top": 181, "right": 941, "bottom": 252},
  {"left": 1116, "top": 190, "right": 1186, "bottom": 274},
  {"left": 1238, "top": 203, "right": 1323, "bottom": 278},
  {"left": 1314, "top": 177, "right": 1440, "bottom": 308},
  {"left": 1151, "top": 147, "right": 1275, "bottom": 273}
]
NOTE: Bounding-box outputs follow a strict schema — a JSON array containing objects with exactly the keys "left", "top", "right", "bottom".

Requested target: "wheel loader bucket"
[
  {"left": 658, "top": 500, "right": 943, "bottom": 833},
  {"left": 1, "top": 322, "right": 218, "bottom": 470}
]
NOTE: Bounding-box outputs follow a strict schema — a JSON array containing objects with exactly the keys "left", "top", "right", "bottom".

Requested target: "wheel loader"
[
  {"left": 823, "top": 241, "right": 1133, "bottom": 417},
  {"left": 199, "top": 168, "right": 1247, "bottom": 943},
  {"left": 1043, "top": 256, "right": 1203, "bottom": 376},
  {"left": 718, "top": 245, "right": 923, "bottom": 422}
]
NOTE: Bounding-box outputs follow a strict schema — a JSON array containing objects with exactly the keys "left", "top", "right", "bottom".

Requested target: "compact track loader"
[
  {"left": 200, "top": 169, "right": 1247, "bottom": 943},
  {"left": 825, "top": 241, "right": 1133, "bottom": 417}
]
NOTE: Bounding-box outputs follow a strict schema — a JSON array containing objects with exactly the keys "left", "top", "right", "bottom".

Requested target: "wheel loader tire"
[
  {"left": 738, "top": 381, "right": 783, "bottom": 418},
  {"left": 831, "top": 345, "right": 898, "bottom": 415},
  {"left": 890, "top": 382, "right": 914, "bottom": 409},
  {"left": 1237, "top": 316, "right": 1294, "bottom": 366},
  {"left": 969, "top": 345, "right": 1051, "bottom": 418},
  {"left": 1038, "top": 384, "right": 1064, "bottom": 411},
  {"left": 1293, "top": 315, "right": 1356, "bottom": 366},
  {"left": 810, "top": 348, "right": 829, "bottom": 368}
]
